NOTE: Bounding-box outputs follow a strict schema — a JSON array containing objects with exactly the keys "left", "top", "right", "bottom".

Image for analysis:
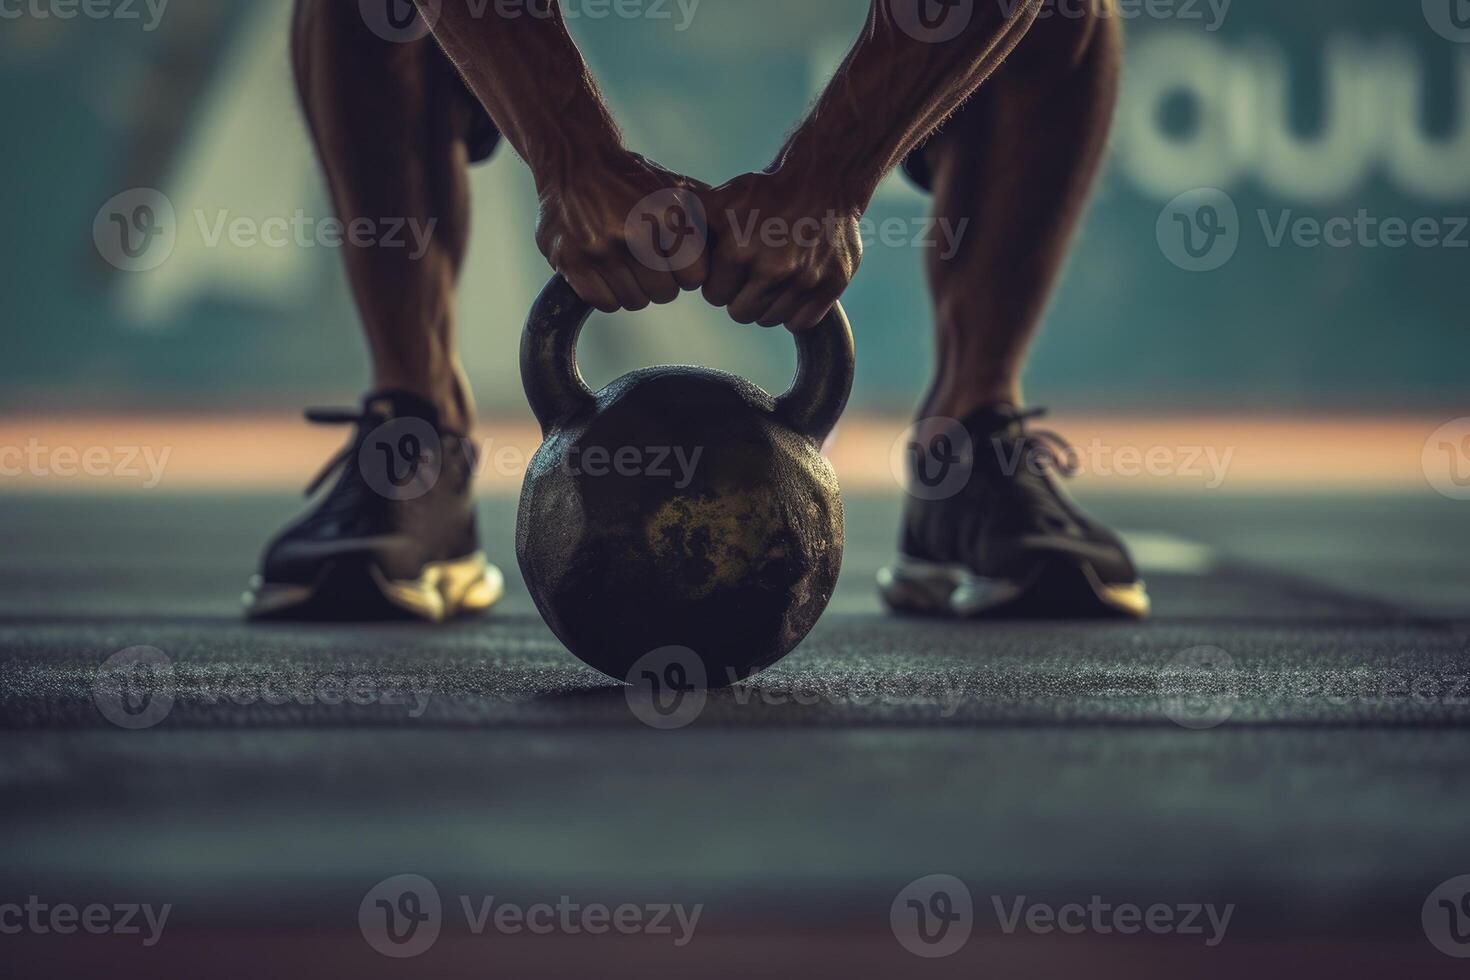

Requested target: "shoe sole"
[
  {"left": 244, "top": 551, "right": 504, "bottom": 623},
  {"left": 877, "top": 554, "right": 1149, "bottom": 620}
]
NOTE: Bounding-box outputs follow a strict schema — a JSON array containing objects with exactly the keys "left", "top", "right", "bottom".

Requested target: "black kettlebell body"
[{"left": 516, "top": 275, "right": 854, "bottom": 687}]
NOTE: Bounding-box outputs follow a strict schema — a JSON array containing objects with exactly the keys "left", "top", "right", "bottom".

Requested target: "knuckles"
[{"left": 543, "top": 186, "right": 859, "bottom": 322}]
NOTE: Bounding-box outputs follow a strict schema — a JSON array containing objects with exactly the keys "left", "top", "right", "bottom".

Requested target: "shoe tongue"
[{"left": 361, "top": 389, "right": 443, "bottom": 428}]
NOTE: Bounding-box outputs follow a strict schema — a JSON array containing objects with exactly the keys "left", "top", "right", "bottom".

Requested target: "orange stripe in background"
[{"left": 0, "top": 415, "right": 1451, "bottom": 494}]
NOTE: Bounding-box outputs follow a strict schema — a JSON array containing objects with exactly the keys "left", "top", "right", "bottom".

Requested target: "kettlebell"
[{"left": 516, "top": 274, "right": 854, "bottom": 688}]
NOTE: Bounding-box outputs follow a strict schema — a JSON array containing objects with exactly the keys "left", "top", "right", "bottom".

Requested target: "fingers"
[
  {"left": 756, "top": 288, "right": 808, "bottom": 329},
  {"left": 561, "top": 266, "right": 620, "bottom": 315},
  {"left": 552, "top": 244, "right": 693, "bottom": 315},
  {"left": 625, "top": 185, "right": 709, "bottom": 299},
  {"left": 672, "top": 245, "right": 710, "bottom": 292},
  {"left": 740, "top": 280, "right": 834, "bottom": 331},
  {"left": 786, "top": 293, "right": 841, "bottom": 332},
  {"left": 711, "top": 246, "right": 837, "bottom": 329},
  {"left": 540, "top": 175, "right": 712, "bottom": 314},
  {"left": 708, "top": 254, "right": 839, "bottom": 330},
  {"left": 630, "top": 262, "right": 681, "bottom": 307},
  {"left": 600, "top": 263, "right": 652, "bottom": 313},
  {"left": 728, "top": 277, "right": 784, "bottom": 326},
  {"left": 698, "top": 180, "right": 859, "bottom": 329},
  {"left": 701, "top": 255, "right": 749, "bottom": 310}
]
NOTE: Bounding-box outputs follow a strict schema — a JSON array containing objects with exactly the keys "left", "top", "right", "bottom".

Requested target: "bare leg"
[
  {"left": 918, "top": 1, "right": 1122, "bottom": 418},
  {"left": 291, "top": 0, "right": 483, "bottom": 433}
]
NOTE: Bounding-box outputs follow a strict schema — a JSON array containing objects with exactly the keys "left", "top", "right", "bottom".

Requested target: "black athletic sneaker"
[
  {"left": 878, "top": 405, "right": 1149, "bottom": 619},
  {"left": 244, "top": 391, "right": 503, "bottom": 621}
]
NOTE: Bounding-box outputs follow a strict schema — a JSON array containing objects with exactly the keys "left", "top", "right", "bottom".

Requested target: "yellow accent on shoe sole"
[
  {"left": 368, "top": 552, "right": 504, "bottom": 622},
  {"left": 244, "top": 552, "right": 503, "bottom": 622},
  {"left": 877, "top": 556, "right": 1150, "bottom": 620}
]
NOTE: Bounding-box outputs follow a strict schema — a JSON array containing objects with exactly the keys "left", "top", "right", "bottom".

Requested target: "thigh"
[
  {"left": 291, "top": 0, "right": 502, "bottom": 165},
  {"left": 902, "top": 0, "right": 1120, "bottom": 192}
]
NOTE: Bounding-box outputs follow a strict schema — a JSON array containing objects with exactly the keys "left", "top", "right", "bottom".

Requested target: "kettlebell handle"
[{"left": 520, "top": 274, "right": 854, "bottom": 443}]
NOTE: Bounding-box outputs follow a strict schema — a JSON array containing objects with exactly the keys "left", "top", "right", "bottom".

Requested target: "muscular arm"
[
  {"left": 703, "top": 0, "right": 1043, "bottom": 329},
  {"left": 421, "top": 1, "right": 619, "bottom": 186},
  {"left": 418, "top": 1, "right": 707, "bottom": 312},
  {"left": 415, "top": 1, "right": 1039, "bottom": 326},
  {"left": 780, "top": 0, "right": 1041, "bottom": 212}
]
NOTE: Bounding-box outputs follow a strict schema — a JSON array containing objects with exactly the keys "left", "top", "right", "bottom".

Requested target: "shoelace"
[
  {"left": 1005, "top": 407, "right": 1081, "bottom": 479},
  {"left": 302, "top": 407, "right": 371, "bottom": 497}
]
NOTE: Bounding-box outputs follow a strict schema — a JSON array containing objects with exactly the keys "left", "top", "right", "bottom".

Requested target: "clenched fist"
[
  {"left": 700, "top": 171, "right": 863, "bottom": 331},
  {"left": 535, "top": 150, "right": 710, "bottom": 313}
]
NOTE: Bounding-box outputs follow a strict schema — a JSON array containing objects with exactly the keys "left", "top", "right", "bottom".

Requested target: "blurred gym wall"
[{"left": 1, "top": 0, "right": 1467, "bottom": 416}]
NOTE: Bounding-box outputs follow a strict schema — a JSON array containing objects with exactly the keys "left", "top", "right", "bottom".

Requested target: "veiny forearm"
[
  {"left": 776, "top": 0, "right": 1043, "bottom": 210},
  {"left": 416, "top": 1, "right": 622, "bottom": 190}
]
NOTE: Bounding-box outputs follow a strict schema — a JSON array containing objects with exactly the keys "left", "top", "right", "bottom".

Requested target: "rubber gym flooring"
[{"left": 1, "top": 491, "right": 1467, "bottom": 977}]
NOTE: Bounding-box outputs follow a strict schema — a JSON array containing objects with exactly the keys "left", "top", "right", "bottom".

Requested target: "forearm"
[
  {"left": 417, "top": 1, "right": 622, "bottom": 191},
  {"left": 775, "top": 0, "right": 1042, "bottom": 210}
]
